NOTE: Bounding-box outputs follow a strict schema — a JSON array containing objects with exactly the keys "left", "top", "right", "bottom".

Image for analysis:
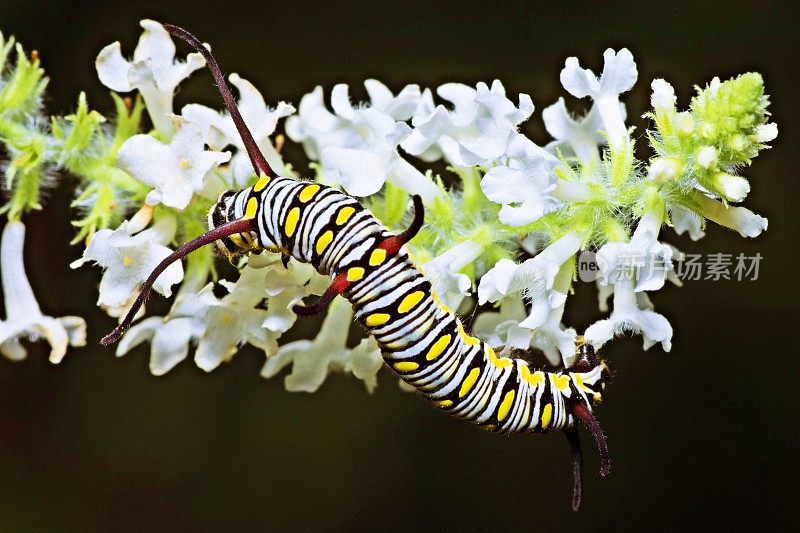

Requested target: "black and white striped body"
[{"left": 213, "top": 176, "right": 607, "bottom": 434}]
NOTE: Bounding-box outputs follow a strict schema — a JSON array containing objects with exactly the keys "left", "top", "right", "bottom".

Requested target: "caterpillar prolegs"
[{"left": 101, "top": 24, "right": 612, "bottom": 511}]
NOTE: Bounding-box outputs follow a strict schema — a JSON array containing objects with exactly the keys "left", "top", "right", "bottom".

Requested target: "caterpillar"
[{"left": 101, "top": 24, "right": 611, "bottom": 511}]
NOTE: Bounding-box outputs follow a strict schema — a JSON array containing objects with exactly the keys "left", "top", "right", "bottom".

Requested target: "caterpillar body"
[{"left": 102, "top": 24, "right": 611, "bottom": 511}]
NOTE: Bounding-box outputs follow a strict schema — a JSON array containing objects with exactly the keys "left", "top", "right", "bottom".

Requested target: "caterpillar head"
[
  {"left": 208, "top": 189, "right": 260, "bottom": 257},
  {"left": 568, "top": 339, "right": 610, "bottom": 403}
]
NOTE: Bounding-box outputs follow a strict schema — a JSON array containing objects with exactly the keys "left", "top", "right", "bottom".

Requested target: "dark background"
[{"left": 1, "top": 1, "right": 798, "bottom": 531}]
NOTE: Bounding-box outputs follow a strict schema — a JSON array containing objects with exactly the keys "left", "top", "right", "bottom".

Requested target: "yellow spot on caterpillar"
[
  {"left": 426, "top": 335, "right": 451, "bottom": 361},
  {"left": 316, "top": 230, "right": 334, "bottom": 255},
  {"left": 520, "top": 365, "right": 545, "bottom": 387},
  {"left": 347, "top": 267, "right": 365, "bottom": 282},
  {"left": 394, "top": 361, "right": 419, "bottom": 372},
  {"left": 481, "top": 424, "right": 496, "bottom": 432},
  {"left": 366, "top": 313, "right": 390, "bottom": 327},
  {"left": 456, "top": 320, "right": 481, "bottom": 346},
  {"left": 486, "top": 346, "right": 512, "bottom": 369},
  {"left": 336, "top": 206, "right": 355, "bottom": 225},
  {"left": 459, "top": 367, "right": 480, "bottom": 398},
  {"left": 369, "top": 248, "right": 387, "bottom": 266},
  {"left": 593, "top": 392, "right": 603, "bottom": 403},
  {"left": 253, "top": 175, "right": 271, "bottom": 192},
  {"left": 299, "top": 183, "right": 321, "bottom": 202},
  {"left": 244, "top": 197, "right": 258, "bottom": 220},
  {"left": 541, "top": 403, "right": 553, "bottom": 429},
  {"left": 553, "top": 374, "right": 571, "bottom": 392},
  {"left": 122, "top": 255, "right": 132, "bottom": 267},
  {"left": 497, "top": 390, "right": 516, "bottom": 422},
  {"left": 285, "top": 207, "right": 300, "bottom": 237},
  {"left": 434, "top": 399, "right": 453, "bottom": 408},
  {"left": 398, "top": 290, "right": 425, "bottom": 313}
]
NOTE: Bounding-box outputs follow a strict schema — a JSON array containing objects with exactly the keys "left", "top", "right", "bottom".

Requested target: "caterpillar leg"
[
  {"left": 564, "top": 427, "right": 583, "bottom": 512},
  {"left": 293, "top": 271, "right": 351, "bottom": 316}
]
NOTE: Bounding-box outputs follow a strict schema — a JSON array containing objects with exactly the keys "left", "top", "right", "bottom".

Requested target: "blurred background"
[{"left": 1, "top": 1, "right": 798, "bottom": 530}]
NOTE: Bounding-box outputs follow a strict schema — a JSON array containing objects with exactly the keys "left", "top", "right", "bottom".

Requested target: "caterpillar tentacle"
[
  {"left": 565, "top": 427, "right": 583, "bottom": 512},
  {"left": 104, "top": 24, "right": 612, "bottom": 511}
]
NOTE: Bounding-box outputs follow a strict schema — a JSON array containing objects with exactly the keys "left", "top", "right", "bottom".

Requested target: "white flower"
[
  {"left": 473, "top": 297, "right": 576, "bottom": 366},
  {"left": 481, "top": 133, "right": 561, "bottom": 226},
  {"left": 0, "top": 222, "right": 86, "bottom": 363},
  {"left": 755, "top": 122, "right": 778, "bottom": 143},
  {"left": 422, "top": 239, "right": 483, "bottom": 310},
  {"left": 647, "top": 157, "right": 681, "bottom": 183},
  {"left": 713, "top": 172, "right": 750, "bottom": 202},
  {"left": 543, "top": 98, "right": 624, "bottom": 163},
  {"left": 70, "top": 215, "right": 183, "bottom": 315},
  {"left": 115, "top": 266, "right": 207, "bottom": 375},
  {"left": 182, "top": 73, "right": 295, "bottom": 186},
  {"left": 696, "top": 146, "right": 718, "bottom": 169},
  {"left": 478, "top": 232, "right": 583, "bottom": 330},
  {"left": 95, "top": 19, "right": 205, "bottom": 136},
  {"left": 692, "top": 192, "right": 767, "bottom": 238},
  {"left": 401, "top": 80, "right": 534, "bottom": 167},
  {"left": 117, "top": 116, "right": 231, "bottom": 209},
  {"left": 593, "top": 210, "right": 673, "bottom": 292},
  {"left": 171, "top": 266, "right": 276, "bottom": 372},
  {"left": 650, "top": 79, "right": 677, "bottom": 110},
  {"left": 261, "top": 298, "right": 384, "bottom": 393},
  {"left": 670, "top": 205, "right": 705, "bottom": 241},
  {"left": 473, "top": 297, "right": 527, "bottom": 347},
  {"left": 560, "top": 48, "right": 637, "bottom": 151},
  {"left": 528, "top": 300, "right": 577, "bottom": 366},
  {"left": 116, "top": 253, "right": 328, "bottom": 375},
  {"left": 116, "top": 315, "right": 204, "bottom": 375},
  {"left": 286, "top": 81, "right": 438, "bottom": 200},
  {"left": 249, "top": 252, "right": 330, "bottom": 334},
  {"left": 584, "top": 277, "right": 673, "bottom": 351}
]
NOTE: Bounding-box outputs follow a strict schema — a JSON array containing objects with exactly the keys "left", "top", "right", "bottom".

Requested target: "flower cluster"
[{"left": 0, "top": 21, "right": 775, "bottom": 393}]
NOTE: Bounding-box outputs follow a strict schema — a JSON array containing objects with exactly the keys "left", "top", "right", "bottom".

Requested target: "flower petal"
[{"left": 95, "top": 42, "right": 133, "bottom": 92}]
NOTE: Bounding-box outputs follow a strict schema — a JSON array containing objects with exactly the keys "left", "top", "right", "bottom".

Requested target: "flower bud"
[{"left": 713, "top": 172, "right": 750, "bottom": 202}]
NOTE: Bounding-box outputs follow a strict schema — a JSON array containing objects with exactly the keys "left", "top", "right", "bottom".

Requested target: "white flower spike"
[
  {"left": 0, "top": 222, "right": 86, "bottom": 363},
  {"left": 560, "top": 48, "right": 637, "bottom": 151},
  {"left": 117, "top": 116, "right": 231, "bottom": 209},
  {"left": 96, "top": 19, "right": 206, "bottom": 136},
  {"left": 402, "top": 80, "right": 534, "bottom": 167}
]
